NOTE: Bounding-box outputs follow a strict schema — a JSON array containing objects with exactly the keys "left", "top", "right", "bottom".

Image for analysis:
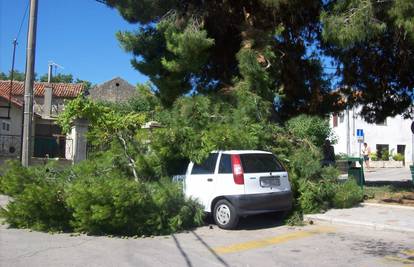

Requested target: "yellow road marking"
[
  {"left": 402, "top": 250, "right": 414, "bottom": 257},
  {"left": 384, "top": 256, "right": 414, "bottom": 265},
  {"left": 384, "top": 249, "right": 414, "bottom": 265},
  {"left": 213, "top": 226, "right": 336, "bottom": 254}
]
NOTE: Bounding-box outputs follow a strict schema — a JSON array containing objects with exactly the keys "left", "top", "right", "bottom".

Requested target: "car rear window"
[{"left": 240, "top": 153, "right": 285, "bottom": 173}]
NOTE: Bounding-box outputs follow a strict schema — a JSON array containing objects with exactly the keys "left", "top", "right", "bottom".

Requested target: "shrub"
[
  {"left": 332, "top": 179, "right": 364, "bottom": 208},
  {"left": 66, "top": 175, "right": 153, "bottom": 235},
  {"left": 1, "top": 156, "right": 204, "bottom": 236},
  {"left": 381, "top": 148, "right": 390, "bottom": 161},
  {"left": 286, "top": 115, "right": 336, "bottom": 147},
  {"left": 392, "top": 153, "right": 404, "bottom": 161},
  {"left": 0, "top": 161, "right": 33, "bottom": 196},
  {"left": 1, "top": 167, "right": 72, "bottom": 232},
  {"left": 369, "top": 152, "right": 378, "bottom": 161},
  {"left": 335, "top": 153, "right": 348, "bottom": 160},
  {"left": 66, "top": 176, "right": 203, "bottom": 236}
]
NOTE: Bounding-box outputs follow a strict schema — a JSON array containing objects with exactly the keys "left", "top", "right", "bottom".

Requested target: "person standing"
[{"left": 362, "top": 142, "right": 371, "bottom": 168}]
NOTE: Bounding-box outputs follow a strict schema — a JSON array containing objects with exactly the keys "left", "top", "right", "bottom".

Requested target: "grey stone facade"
[{"left": 88, "top": 77, "right": 138, "bottom": 103}]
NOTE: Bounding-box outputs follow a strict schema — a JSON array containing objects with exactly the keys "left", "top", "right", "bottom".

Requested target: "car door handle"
[{"left": 207, "top": 178, "right": 213, "bottom": 182}]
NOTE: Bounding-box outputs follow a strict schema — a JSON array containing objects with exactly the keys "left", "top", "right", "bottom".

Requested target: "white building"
[{"left": 330, "top": 107, "right": 413, "bottom": 166}]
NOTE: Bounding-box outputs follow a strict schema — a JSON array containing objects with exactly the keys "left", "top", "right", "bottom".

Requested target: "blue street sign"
[{"left": 357, "top": 129, "right": 364, "bottom": 137}]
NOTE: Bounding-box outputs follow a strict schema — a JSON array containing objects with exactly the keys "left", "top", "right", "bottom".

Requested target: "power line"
[{"left": 16, "top": 0, "right": 30, "bottom": 40}]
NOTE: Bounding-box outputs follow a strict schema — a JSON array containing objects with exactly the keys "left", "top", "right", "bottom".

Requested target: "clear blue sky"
[{"left": 0, "top": 0, "right": 148, "bottom": 86}]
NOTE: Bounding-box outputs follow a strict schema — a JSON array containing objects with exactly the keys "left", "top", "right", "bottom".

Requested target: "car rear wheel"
[{"left": 213, "top": 199, "right": 239, "bottom": 229}]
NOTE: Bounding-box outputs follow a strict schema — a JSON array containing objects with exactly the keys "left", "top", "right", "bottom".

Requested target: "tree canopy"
[{"left": 104, "top": 0, "right": 413, "bottom": 122}]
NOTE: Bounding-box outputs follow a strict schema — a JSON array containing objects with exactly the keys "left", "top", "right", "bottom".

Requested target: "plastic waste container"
[{"left": 347, "top": 157, "right": 365, "bottom": 188}]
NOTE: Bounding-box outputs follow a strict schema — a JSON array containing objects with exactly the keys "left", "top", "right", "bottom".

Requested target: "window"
[
  {"left": 191, "top": 153, "right": 218, "bottom": 174},
  {"left": 218, "top": 154, "right": 232, "bottom": 174},
  {"left": 332, "top": 115, "right": 338, "bottom": 127},
  {"left": 397, "top": 145, "right": 405, "bottom": 158},
  {"left": 376, "top": 144, "right": 389, "bottom": 160},
  {"left": 339, "top": 113, "right": 344, "bottom": 123},
  {"left": 240, "top": 154, "right": 285, "bottom": 173},
  {"left": 376, "top": 119, "right": 387, "bottom": 126},
  {"left": 2, "top": 121, "right": 10, "bottom": 132}
]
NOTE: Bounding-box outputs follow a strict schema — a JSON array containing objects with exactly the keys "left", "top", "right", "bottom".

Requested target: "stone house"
[
  {"left": 0, "top": 80, "right": 84, "bottom": 161},
  {"left": 88, "top": 77, "right": 138, "bottom": 103}
]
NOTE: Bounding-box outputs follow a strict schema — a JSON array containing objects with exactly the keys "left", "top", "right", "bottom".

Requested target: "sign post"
[
  {"left": 411, "top": 121, "right": 414, "bottom": 165},
  {"left": 357, "top": 129, "right": 364, "bottom": 157}
]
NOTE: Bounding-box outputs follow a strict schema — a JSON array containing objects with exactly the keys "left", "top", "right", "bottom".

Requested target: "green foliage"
[
  {"left": 369, "top": 152, "right": 378, "bottom": 161},
  {"left": 381, "top": 149, "right": 390, "bottom": 161},
  {"left": 58, "top": 97, "right": 146, "bottom": 147},
  {"left": 322, "top": 0, "right": 414, "bottom": 123},
  {"left": 39, "top": 73, "right": 74, "bottom": 83},
  {"left": 335, "top": 153, "right": 348, "bottom": 160},
  {"left": 1, "top": 158, "right": 204, "bottom": 236},
  {"left": 1, "top": 164, "right": 72, "bottom": 232},
  {"left": 392, "top": 153, "right": 404, "bottom": 161},
  {"left": 117, "top": 17, "right": 214, "bottom": 106},
  {"left": 285, "top": 210, "right": 304, "bottom": 226},
  {"left": 108, "top": 0, "right": 343, "bottom": 120},
  {"left": 0, "top": 161, "right": 33, "bottom": 196},
  {"left": 332, "top": 179, "right": 364, "bottom": 209},
  {"left": 389, "top": 0, "right": 414, "bottom": 41},
  {"left": 286, "top": 115, "right": 335, "bottom": 147},
  {"left": 0, "top": 70, "right": 26, "bottom": 81},
  {"left": 321, "top": 0, "right": 386, "bottom": 47},
  {"left": 295, "top": 167, "right": 338, "bottom": 214}
]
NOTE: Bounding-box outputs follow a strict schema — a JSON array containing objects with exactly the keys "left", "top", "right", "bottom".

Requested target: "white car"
[{"left": 182, "top": 150, "right": 292, "bottom": 229}]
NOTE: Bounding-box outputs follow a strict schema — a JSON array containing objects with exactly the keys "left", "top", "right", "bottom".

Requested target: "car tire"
[{"left": 213, "top": 199, "right": 239, "bottom": 229}]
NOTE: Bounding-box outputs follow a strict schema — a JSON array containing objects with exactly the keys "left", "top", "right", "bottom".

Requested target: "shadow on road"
[
  {"left": 172, "top": 234, "right": 193, "bottom": 267},
  {"left": 364, "top": 180, "right": 414, "bottom": 190},
  {"left": 205, "top": 212, "right": 285, "bottom": 231},
  {"left": 191, "top": 231, "right": 230, "bottom": 267},
  {"left": 236, "top": 213, "right": 285, "bottom": 230}
]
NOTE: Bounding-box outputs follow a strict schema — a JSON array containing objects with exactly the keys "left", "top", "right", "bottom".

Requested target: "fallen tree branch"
[{"left": 117, "top": 133, "right": 139, "bottom": 182}]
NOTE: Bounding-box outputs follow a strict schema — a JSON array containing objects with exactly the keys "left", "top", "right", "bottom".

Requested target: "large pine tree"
[{"left": 103, "top": 0, "right": 413, "bottom": 122}]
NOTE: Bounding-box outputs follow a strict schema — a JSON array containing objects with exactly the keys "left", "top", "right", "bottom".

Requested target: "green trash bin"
[
  {"left": 348, "top": 167, "right": 364, "bottom": 186},
  {"left": 347, "top": 157, "right": 365, "bottom": 188}
]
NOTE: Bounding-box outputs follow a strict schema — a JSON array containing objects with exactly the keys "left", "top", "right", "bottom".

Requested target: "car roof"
[{"left": 216, "top": 150, "right": 272, "bottom": 155}]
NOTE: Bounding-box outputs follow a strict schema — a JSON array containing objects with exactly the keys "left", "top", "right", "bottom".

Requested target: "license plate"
[{"left": 260, "top": 176, "right": 280, "bottom": 187}]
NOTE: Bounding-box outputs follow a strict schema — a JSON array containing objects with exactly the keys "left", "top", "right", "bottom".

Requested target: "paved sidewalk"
[{"left": 305, "top": 202, "right": 414, "bottom": 233}]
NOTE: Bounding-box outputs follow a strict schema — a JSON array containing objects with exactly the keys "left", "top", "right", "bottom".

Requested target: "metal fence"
[{"left": 0, "top": 134, "right": 21, "bottom": 157}]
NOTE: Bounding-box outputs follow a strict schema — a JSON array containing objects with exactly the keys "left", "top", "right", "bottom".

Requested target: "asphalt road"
[
  {"left": 1, "top": 214, "right": 413, "bottom": 267},
  {"left": 364, "top": 167, "right": 412, "bottom": 182}
]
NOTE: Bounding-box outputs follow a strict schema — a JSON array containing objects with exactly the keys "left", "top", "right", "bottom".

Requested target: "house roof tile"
[
  {"left": 0, "top": 80, "right": 84, "bottom": 98},
  {"left": 0, "top": 81, "right": 23, "bottom": 107}
]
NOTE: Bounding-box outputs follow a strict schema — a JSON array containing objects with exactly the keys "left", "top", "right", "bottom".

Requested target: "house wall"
[
  {"left": 13, "top": 96, "right": 67, "bottom": 117},
  {"left": 330, "top": 107, "right": 413, "bottom": 165},
  {"left": 0, "top": 99, "right": 23, "bottom": 158},
  {"left": 0, "top": 99, "right": 23, "bottom": 136},
  {"left": 88, "top": 77, "right": 138, "bottom": 103}
]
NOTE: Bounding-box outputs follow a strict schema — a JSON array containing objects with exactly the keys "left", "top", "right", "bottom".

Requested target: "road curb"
[
  {"left": 361, "top": 202, "right": 414, "bottom": 210},
  {"left": 304, "top": 214, "right": 414, "bottom": 234}
]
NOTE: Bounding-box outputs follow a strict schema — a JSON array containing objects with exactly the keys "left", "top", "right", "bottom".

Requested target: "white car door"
[{"left": 184, "top": 153, "right": 218, "bottom": 212}]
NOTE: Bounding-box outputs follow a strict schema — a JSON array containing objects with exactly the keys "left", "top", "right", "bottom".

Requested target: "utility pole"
[
  {"left": 21, "top": 0, "right": 38, "bottom": 167},
  {"left": 346, "top": 106, "right": 350, "bottom": 155}
]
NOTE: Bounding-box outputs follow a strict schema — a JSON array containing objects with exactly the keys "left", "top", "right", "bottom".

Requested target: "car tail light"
[{"left": 231, "top": 154, "right": 244, "bottom": 185}]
